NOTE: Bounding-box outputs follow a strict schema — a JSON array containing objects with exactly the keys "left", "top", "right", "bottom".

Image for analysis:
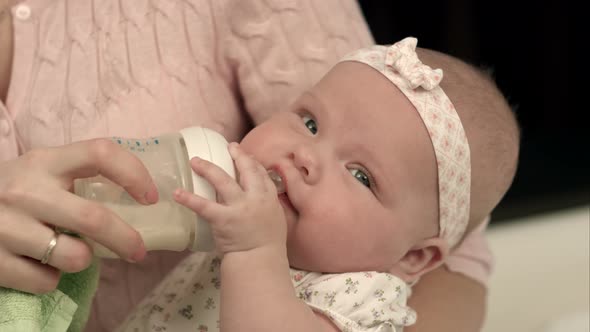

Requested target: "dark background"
[{"left": 358, "top": 1, "right": 587, "bottom": 223}]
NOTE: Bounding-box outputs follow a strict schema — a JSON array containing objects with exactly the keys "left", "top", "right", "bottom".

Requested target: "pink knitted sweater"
[{"left": 0, "top": 1, "right": 492, "bottom": 330}]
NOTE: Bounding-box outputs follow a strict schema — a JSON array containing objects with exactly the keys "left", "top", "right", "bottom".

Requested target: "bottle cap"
[{"left": 179, "top": 127, "right": 236, "bottom": 252}]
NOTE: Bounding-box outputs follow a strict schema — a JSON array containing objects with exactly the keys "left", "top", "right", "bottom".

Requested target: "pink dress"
[{"left": 0, "top": 1, "right": 492, "bottom": 330}]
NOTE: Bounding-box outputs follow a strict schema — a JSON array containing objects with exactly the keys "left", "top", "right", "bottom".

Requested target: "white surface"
[{"left": 482, "top": 205, "right": 590, "bottom": 332}]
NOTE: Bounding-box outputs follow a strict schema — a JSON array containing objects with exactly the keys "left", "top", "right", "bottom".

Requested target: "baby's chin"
[
  {"left": 285, "top": 239, "right": 318, "bottom": 271},
  {"left": 286, "top": 254, "right": 324, "bottom": 272},
  {"left": 286, "top": 239, "right": 394, "bottom": 273},
  {"left": 286, "top": 247, "right": 363, "bottom": 273},
  {"left": 288, "top": 258, "right": 372, "bottom": 274}
]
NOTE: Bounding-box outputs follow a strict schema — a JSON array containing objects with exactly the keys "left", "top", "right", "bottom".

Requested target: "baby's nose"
[{"left": 290, "top": 145, "right": 320, "bottom": 184}]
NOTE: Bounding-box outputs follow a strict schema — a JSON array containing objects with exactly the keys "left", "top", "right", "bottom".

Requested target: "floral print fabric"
[{"left": 116, "top": 253, "right": 416, "bottom": 332}]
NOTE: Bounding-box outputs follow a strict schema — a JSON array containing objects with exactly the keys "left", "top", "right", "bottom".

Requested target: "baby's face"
[{"left": 240, "top": 62, "right": 439, "bottom": 273}]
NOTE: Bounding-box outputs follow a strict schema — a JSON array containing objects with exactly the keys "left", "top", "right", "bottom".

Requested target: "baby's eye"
[
  {"left": 349, "top": 168, "right": 372, "bottom": 189},
  {"left": 302, "top": 115, "right": 318, "bottom": 135}
]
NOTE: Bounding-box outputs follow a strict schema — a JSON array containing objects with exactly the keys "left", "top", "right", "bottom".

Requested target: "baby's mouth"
[
  {"left": 268, "top": 168, "right": 297, "bottom": 215},
  {"left": 278, "top": 192, "right": 295, "bottom": 212}
]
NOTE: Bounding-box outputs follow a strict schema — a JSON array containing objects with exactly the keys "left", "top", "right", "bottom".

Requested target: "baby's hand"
[{"left": 174, "top": 143, "right": 287, "bottom": 255}]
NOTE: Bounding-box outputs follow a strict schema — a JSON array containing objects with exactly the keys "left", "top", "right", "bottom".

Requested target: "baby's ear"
[{"left": 389, "top": 237, "right": 449, "bottom": 283}]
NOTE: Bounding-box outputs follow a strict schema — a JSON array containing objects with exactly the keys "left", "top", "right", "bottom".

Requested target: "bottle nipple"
[{"left": 267, "top": 169, "right": 286, "bottom": 194}]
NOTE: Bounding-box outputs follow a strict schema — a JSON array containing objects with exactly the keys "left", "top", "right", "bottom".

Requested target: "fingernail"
[
  {"left": 144, "top": 187, "right": 159, "bottom": 204},
  {"left": 173, "top": 188, "right": 184, "bottom": 200},
  {"left": 127, "top": 243, "right": 146, "bottom": 263}
]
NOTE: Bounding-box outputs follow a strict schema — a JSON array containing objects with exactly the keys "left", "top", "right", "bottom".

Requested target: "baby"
[{"left": 116, "top": 37, "right": 519, "bottom": 332}]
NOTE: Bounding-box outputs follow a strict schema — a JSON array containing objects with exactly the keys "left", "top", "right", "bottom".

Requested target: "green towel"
[{"left": 0, "top": 259, "right": 100, "bottom": 332}]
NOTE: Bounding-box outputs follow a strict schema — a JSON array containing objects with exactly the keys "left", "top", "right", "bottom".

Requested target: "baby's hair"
[{"left": 416, "top": 48, "right": 521, "bottom": 241}]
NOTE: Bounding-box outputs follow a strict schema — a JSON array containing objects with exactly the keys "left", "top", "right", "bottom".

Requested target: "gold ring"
[{"left": 40, "top": 232, "right": 58, "bottom": 264}]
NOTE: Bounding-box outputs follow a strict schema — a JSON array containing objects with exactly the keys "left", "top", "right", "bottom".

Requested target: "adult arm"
[
  {"left": 217, "top": 0, "right": 374, "bottom": 125},
  {"left": 407, "top": 219, "right": 493, "bottom": 332},
  {"left": 406, "top": 266, "right": 487, "bottom": 332}
]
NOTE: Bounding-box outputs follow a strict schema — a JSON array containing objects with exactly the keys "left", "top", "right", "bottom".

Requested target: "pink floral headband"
[{"left": 341, "top": 37, "right": 471, "bottom": 247}]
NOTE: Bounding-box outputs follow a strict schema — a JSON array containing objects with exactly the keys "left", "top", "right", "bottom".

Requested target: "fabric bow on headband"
[
  {"left": 385, "top": 38, "right": 443, "bottom": 90},
  {"left": 340, "top": 37, "right": 471, "bottom": 248}
]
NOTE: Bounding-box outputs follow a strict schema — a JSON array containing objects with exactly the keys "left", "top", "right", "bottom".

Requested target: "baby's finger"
[
  {"left": 173, "top": 189, "right": 223, "bottom": 222},
  {"left": 228, "top": 143, "right": 267, "bottom": 192},
  {"left": 190, "top": 157, "right": 242, "bottom": 203}
]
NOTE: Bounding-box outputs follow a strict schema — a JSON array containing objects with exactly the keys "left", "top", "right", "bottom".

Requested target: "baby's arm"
[
  {"left": 220, "top": 244, "right": 338, "bottom": 332},
  {"left": 174, "top": 143, "right": 338, "bottom": 332}
]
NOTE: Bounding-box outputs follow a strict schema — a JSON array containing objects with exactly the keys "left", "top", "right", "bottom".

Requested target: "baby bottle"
[{"left": 74, "top": 127, "right": 235, "bottom": 258}]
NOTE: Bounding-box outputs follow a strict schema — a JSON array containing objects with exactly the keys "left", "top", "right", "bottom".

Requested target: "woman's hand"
[
  {"left": 174, "top": 143, "right": 287, "bottom": 256},
  {"left": 0, "top": 139, "right": 158, "bottom": 293}
]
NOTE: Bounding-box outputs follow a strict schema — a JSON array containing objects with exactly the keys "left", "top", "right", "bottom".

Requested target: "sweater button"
[{"left": 15, "top": 5, "right": 32, "bottom": 20}]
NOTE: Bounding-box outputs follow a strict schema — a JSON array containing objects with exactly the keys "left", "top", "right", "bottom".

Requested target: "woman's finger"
[
  {"left": 0, "top": 247, "right": 61, "bottom": 294},
  {"left": 36, "top": 232, "right": 94, "bottom": 273},
  {"left": 6, "top": 187, "right": 145, "bottom": 262},
  {"left": 41, "top": 139, "right": 159, "bottom": 204},
  {"left": 0, "top": 208, "right": 93, "bottom": 273}
]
